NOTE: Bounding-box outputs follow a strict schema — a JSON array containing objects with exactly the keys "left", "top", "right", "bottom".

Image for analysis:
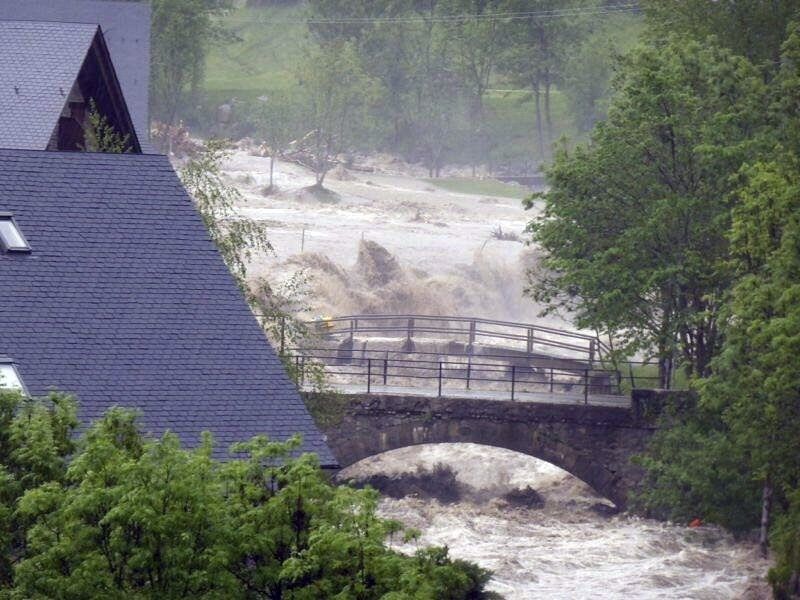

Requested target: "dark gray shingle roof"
[
  {"left": 0, "top": 149, "right": 334, "bottom": 464},
  {"left": 0, "top": 0, "right": 151, "bottom": 145},
  {"left": 0, "top": 21, "right": 99, "bottom": 150}
]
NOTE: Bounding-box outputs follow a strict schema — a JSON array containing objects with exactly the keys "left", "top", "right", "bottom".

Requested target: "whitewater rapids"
[{"left": 341, "top": 444, "right": 768, "bottom": 599}]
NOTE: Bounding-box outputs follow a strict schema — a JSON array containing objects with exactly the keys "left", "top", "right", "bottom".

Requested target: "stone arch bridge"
[{"left": 308, "top": 389, "right": 688, "bottom": 509}]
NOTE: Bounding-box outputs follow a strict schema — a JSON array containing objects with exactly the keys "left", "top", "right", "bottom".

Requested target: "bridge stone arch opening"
[
  {"left": 312, "top": 392, "right": 662, "bottom": 509},
  {"left": 336, "top": 441, "right": 617, "bottom": 510}
]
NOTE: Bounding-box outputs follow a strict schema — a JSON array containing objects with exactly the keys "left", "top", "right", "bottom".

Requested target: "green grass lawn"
[
  {"left": 423, "top": 177, "right": 531, "bottom": 200},
  {"left": 205, "top": 4, "right": 309, "bottom": 107}
]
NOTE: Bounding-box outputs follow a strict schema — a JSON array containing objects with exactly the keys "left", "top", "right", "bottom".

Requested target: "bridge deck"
[{"left": 308, "top": 382, "right": 631, "bottom": 408}]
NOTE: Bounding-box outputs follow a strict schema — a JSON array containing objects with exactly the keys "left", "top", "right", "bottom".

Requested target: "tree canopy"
[
  {"left": 526, "top": 36, "right": 766, "bottom": 383},
  {"left": 0, "top": 391, "right": 496, "bottom": 599}
]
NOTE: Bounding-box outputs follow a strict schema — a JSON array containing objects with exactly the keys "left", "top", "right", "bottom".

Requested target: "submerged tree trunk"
[{"left": 760, "top": 476, "right": 773, "bottom": 559}]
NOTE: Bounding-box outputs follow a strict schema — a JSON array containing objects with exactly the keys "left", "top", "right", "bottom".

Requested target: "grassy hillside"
[{"left": 205, "top": 4, "right": 308, "bottom": 108}]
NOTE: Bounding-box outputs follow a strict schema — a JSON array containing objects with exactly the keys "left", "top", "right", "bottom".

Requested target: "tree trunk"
[
  {"left": 658, "top": 355, "right": 672, "bottom": 389},
  {"left": 269, "top": 153, "right": 276, "bottom": 189},
  {"left": 533, "top": 83, "right": 545, "bottom": 161},
  {"left": 544, "top": 77, "right": 553, "bottom": 149},
  {"left": 760, "top": 476, "right": 773, "bottom": 559}
]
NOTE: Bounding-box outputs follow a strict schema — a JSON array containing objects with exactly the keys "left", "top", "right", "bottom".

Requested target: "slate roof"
[
  {"left": 0, "top": 149, "right": 335, "bottom": 465},
  {"left": 0, "top": 21, "right": 102, "bottom": 150},
  {"left": 0, "top": 0, "right": 151, "bottom": 146}
]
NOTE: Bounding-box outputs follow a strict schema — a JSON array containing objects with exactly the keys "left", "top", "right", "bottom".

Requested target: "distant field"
[{"left": 423, "top": 177, "right": 531, "bottom": 200}]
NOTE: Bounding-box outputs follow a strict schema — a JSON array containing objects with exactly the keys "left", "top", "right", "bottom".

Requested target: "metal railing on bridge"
[
  {"left": 275, "top": 314, "right": 667, "bottom": 393},
  {"left": 290, "top": 314, "right": 610, "bottom": 365},
  {"left": 287, "top": 347, "right": 627, "bottom": 405}
]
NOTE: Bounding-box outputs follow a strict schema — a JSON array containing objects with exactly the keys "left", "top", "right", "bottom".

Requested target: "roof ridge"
[
  {"left": 0, "top": 18, "right": 102, "bottom": 27},
  {"left": 0, "top": 147, "right": 165, "bottom": 158}
]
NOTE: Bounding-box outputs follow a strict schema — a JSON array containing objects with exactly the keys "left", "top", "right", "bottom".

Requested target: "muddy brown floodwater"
[{"left": 341, "top": 444, "right": 769, "bottom": 599}]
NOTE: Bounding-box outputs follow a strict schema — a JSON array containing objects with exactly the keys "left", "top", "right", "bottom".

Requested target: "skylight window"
[
  {"left": 0, "top": 358, "right": 26, "bottom": 393},
  {"left": 0, "top": 214, "right": 30, "bottom": 252}
]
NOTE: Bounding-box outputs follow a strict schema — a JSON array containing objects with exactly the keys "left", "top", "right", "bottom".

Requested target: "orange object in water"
[{"left": 689, "top": 518, "right": 703, "bottom": 528}]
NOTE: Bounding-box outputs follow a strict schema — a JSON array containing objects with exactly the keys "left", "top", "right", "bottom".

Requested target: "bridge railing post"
[
  {"left": 584, "top": 369, "right": 589, "bottom": 404},
  {"left": 438, "top": 361, "right": 443, "bottom": 397},
  {"left": 511, "top": 365, "right": 516, "bottom": 401},
  {"left": 383, "top": 357, "right": 388, "bottom": 386},
  {"left": 550, "top": 367, "right": 554, "bottom": 393},
  {"left": 279, "top": 316, "right": 286, "bottom": 355},
  {"left": 367, "top": 358, "right": 372, "bottom": 394},
  {"left": 466, "top": 356, "right": 471, "bottom": 390},
  {"left": 526, "top": 329, "right": 534, "bottom": 354}
]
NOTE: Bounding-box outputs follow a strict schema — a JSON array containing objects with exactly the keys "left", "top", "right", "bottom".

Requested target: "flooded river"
[{"left": 340, "top": 444, "right": 768, "bottom": 599}]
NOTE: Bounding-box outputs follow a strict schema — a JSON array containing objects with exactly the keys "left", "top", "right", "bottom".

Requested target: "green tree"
[
  {"left": 497, "top": 0, "right": 596, "bottom": 161},
  {"left": 8, "top": 407, "right": 497, "bottom": 599},
  {"left": 560, "top": 15, "right": 642, "bottom": 133},
  {"left": 642, "top": 0, "right": 800, "bottom": 67},
  {"left": 408, "top": 8, "right": 466, "bottom": 177},
  {"left": 527, "top": 37, "right": 766, "bottom": 384},
  {"left": 771, "top": 489, "right": 800, "bottom": 598},
  {"left": 296, "top": 41, "right": 379, "bottom": 188},
  {"left": 250, "top": 90, "right": 302, "bottom": 191},
  {"left": 0, "top": 390, "right": 77, "bottom": 589},
  {"left": 82, "top": 99, "right": 132, "bottom": 153},
  {"left": 633, "top": 28, "right": 800, "bottom": 591},
  {"left": 180, "top": 139, "right": 272, "bottom": 287},
  {"left": 443, "top": 0, "right": 502, "bottom": 172},
  {"left": 635, "top": 154, "right": 800, "bottom": 561},
  {"left": 149, "top": 0, "right": 232, "bottom": 124}
]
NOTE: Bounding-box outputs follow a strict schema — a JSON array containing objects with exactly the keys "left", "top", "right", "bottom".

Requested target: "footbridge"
[{"left": 286, "top": 314, "right": 680, "bottom": 507}]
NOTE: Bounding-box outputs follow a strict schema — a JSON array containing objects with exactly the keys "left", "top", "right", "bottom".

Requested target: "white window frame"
[
  {"left": 0, "top": 358, "right": 27, "bottom": 394},
  {"left": 0, "top": 212, "right": 31, "bottom": 252}
]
